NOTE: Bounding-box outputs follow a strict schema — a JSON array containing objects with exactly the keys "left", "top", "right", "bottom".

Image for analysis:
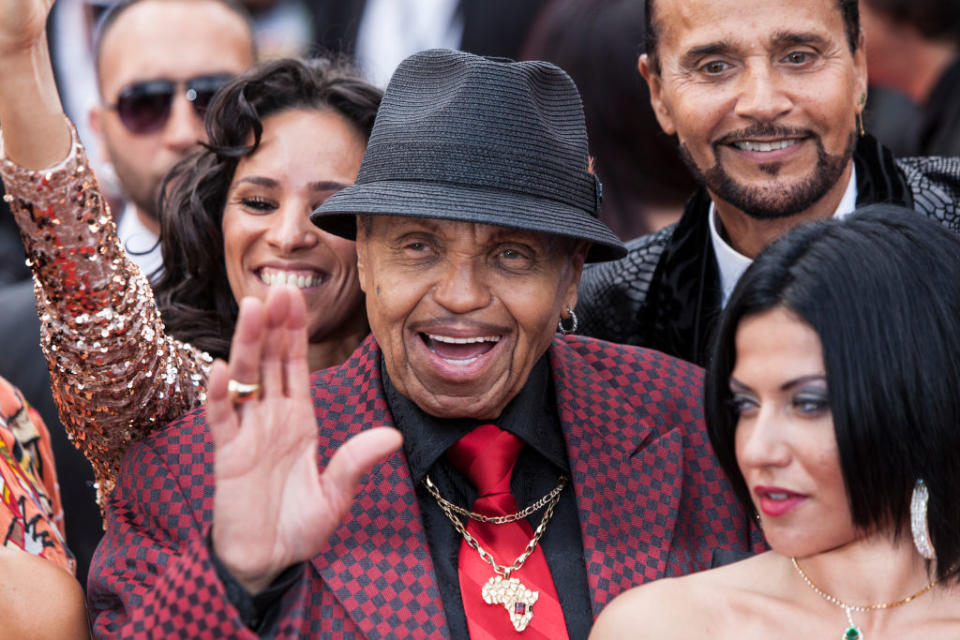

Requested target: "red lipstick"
[{"left": 754, "top": 485, "right": 807, "bottom": 517}]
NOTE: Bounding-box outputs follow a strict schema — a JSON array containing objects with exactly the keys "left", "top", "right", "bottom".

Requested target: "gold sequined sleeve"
[{"left": 0, "top": 123, "right": 212, "bottom": 502}]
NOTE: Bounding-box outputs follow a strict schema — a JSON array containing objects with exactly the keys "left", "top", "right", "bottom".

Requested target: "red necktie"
[{"left": 446, "top": 424, "right": 569, "bottom": 639}]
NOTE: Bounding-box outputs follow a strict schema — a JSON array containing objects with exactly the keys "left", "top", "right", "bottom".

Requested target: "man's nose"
[
  {"left": 162, "top": 92, "right": 205, "bottom": 152},
  {"left": 734, "top": 61, "right": 793, "bottom": 123},
  {"left": 432, "top": 259, "right": 491, "bottom": 314}
]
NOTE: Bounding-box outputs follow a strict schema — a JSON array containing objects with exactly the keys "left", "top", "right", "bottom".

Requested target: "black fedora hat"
[{"left": 310, "top": 48, "right": 626, "bottom": 262}]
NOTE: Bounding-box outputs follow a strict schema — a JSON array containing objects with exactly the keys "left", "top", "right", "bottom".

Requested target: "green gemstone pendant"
[{"left": 843, "top": 626, "right": 862, "bottom": 640}]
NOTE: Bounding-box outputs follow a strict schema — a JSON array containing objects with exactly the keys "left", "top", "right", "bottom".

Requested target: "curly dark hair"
[{"left": 153, "top": 57, "right": 382, "bottom": 359}]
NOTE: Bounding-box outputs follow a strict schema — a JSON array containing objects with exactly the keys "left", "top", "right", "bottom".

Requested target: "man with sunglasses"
[{"left": 89, "top": 0, "right": 255, "bottom": 278}]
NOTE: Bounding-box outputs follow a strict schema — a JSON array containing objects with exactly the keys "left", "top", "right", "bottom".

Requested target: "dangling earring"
[
  {"left": 911, "top": 479, "right": 936, "bottom": 560},
  {"left": 557, "top": 307, "right": 578, "bottom": 335}
]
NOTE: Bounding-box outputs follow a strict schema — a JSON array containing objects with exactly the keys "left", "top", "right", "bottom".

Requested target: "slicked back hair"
[
  {"left": 643, "top": 0, "right": 860, "bottom": 73},
  {"left": 705, "top": 205, "right": 960, "bottom": 583}
]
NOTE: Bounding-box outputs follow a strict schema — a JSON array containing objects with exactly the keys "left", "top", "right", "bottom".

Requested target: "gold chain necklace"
[
  {"left": 424, "top": 475, "right": 567, "bottom": 632},
  {"left": 792, "top": 556, "right": 938, "bottom": 640},
  {"left": 423, "top": 474, "right": 567, "bottom": 524}
]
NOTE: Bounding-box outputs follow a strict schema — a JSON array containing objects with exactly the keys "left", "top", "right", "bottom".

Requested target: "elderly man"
[
  {"left": 87, "top": 50, "right": 758, "bottom": 639},
  {"left": 576, "top": 0, "right": 960, "bottom": 366}
]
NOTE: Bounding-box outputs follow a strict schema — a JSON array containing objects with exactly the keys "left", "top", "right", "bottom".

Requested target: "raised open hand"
[
  {"left": 0, "top": 0, "right": 55, "bottom": 57},
  {"left": 207, "top": 285, "right": 401, "bottom": 594}
]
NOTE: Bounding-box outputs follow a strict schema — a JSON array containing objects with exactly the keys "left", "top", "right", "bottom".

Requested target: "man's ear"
[
  {"left": 853, "top": 31, "right": 868, "bottom": 108},
  {"left": 88, "top": 107, "right": 110, "bottom": 165},
  {"left": 638, "top": 54, "right": 676, "bottom": 136},
  {"left": 355, "top": 217, "right": 371, "bottom": 295},
  {"left": 561, "top": 241, "right": 590, "bottom": 312}
]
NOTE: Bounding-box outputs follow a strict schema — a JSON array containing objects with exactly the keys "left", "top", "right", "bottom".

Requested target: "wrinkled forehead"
[{"left": 654, "top": 0, "right": 848, "bottom": 59}]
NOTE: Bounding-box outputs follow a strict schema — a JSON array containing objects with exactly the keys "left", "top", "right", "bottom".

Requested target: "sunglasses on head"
[{"left": 109, "top": 74, "right": 234, "bottom": 135}]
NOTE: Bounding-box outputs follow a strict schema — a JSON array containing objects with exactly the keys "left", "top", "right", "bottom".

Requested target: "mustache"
[{"left": 714, "top": 124, "right": 814, "bottom": 146}]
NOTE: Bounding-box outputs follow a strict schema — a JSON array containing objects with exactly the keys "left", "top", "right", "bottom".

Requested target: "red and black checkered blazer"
[{"left": 87, "top": 335, "right": 757, "bottom": 639}]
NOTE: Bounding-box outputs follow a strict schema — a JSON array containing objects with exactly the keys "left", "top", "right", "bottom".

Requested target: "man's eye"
[
  {"left": 404, "top": 241, "right": 429, "bottom": 252},
  {"left": 702, "top": 60, "right": 730, "bottom": 75},
  {"left": 783, "top": 51, "right": 811, "bottom": 65}
]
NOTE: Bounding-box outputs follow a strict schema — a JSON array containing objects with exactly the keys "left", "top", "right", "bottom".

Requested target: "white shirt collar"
[
  {"left": 116, "top": 203, "right": 164, "bottom": 280},
  {"left": 710, "top": 165, "right": 858, "bottom": 307}
]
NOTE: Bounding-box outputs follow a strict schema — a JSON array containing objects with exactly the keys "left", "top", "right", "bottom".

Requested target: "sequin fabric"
[{"left": 0, "top": 124, "right": 212, "bottom": 504}]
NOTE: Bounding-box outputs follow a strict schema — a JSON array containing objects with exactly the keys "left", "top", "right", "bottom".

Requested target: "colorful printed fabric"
[{"left": 0, "top": 375, "right": 74, "bottom": 574}]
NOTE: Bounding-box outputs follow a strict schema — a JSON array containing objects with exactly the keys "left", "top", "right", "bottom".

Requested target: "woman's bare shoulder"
[
  {"left": 590, "top": 552, "right": 782, "bottom": 640},
  {"left": 0, "top": 547, "right": 89, "bottom": 639}
]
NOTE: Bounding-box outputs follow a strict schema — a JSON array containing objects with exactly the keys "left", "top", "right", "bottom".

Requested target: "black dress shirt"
[{"left": 383, "top": 356, "right": 593, "bottom": 640}]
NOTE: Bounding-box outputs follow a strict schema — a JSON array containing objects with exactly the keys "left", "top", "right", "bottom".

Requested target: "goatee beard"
[{"left": 678, "top": 126, "right": 857, "bottom": 221}]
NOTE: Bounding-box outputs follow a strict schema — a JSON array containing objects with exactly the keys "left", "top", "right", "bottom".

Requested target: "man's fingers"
[
  {"left": 320, "top": 428, "right": 403, "bottom": 514},
  {"left": 229, "top": 297, "right": 266, "bottom": 386},
  {"left": 207, "top": 360, "right": 240, "bottom": 445},
  {"left": 261, "top": 286, "right": 294, "bottom": 396},
  {"left": 282, "top": 287, "right": 311, "bottom": 398}
]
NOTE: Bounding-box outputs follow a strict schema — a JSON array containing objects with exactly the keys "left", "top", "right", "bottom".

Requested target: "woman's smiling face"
[{"left": 222, "top": 108, "right": 368, "bottom": 353}]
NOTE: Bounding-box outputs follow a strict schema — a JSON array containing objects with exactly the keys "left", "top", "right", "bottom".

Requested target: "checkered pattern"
[{"left": 88, "top": 335, "right": 757, "bottom": 638}]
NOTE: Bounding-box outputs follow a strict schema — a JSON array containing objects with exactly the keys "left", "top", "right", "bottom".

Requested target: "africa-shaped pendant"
[{"left": 481, "top": 575, "right": 539, "bottom": 632}]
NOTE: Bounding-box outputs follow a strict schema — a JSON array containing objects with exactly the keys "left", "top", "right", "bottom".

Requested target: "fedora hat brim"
[{"left": 311, "top": 179, "right": 627, "bottom": 263}]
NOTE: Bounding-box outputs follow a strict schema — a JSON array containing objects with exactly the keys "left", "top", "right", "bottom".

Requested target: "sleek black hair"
[
  {"left": 705, "top": 205, "right": 960, "bottom": 583},
  {"left": 862, "top": 0, "right": 960, "bottom": 43},
  {"left": 153, "top": 57, "right": 382, "bottom": 359},
  {"left": 643, "top": 0, "right": 860, "bottom": 73},
  {"left": 92, "top": 0, "right": 256, "bottom": 84}
]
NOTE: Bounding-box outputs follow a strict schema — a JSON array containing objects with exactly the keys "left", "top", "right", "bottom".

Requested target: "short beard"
[{"left": 678, "top": 127, "right": 857, "bottom": 221}]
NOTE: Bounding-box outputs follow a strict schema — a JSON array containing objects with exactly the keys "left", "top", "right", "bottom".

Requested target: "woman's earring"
[
  {"left": 557, "top": 307, "right": 578, "bottom": 335},
  {"left": 911, "top": 479, "right": 936, "bottom": 560}
]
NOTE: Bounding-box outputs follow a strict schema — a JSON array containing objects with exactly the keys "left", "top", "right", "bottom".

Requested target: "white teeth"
[
  {"left": 426, "top": 334, "right": 500, "bottom": 344},
  {"left": 442, "top": 356, "right": 480, "bottom": 366},
  {"left": 258, "top": 268, "right": 324, "bottom": 289},
  {"left": 767, "top": 493, "right": 789, "bottom": 500},
  {"left": 733, "top": 139, "right": 798, "bottom": 152}
]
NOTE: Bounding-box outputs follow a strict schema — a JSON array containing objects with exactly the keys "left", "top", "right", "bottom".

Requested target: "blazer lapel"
[
  {"left": 310, "top": 338, "right": 450, "bottom": 639},
  {"left": 549, "top": 339, "right": 685, "bottom": 615}
]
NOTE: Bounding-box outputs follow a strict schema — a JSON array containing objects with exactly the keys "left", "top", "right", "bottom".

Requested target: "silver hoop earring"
[
  {"left": 911, "top": 479, "right": 936, "bottom": 560},
  {"left": 557, "top": 307, "right": 578, "bottom": 335}
]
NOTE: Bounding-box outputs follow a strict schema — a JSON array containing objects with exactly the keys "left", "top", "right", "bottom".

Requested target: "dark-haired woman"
[
  {"left": 0, "top": 0, "right": 380, "bottom": 501},
  {"left": 591, "top": 205, "right": 960, "bottom": 639}
]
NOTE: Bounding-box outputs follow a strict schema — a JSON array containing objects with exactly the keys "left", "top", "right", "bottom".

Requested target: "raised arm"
[
  {"left": 0, "top": 0, "right": 69, "bottom": 169},
  {"left": 0, "top": 0, "right": 211, "bottom": 503}
]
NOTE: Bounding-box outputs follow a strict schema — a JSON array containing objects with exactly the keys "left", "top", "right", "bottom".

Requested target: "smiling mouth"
[
  {"left": 421, "top": 333, "right": 501, "bottom": 365},
  {"left": 257, "top": 266, "right": 327, "bottom": 289},
  {"left": 731, "top": 139, "right": 802, "bottom": 152}
]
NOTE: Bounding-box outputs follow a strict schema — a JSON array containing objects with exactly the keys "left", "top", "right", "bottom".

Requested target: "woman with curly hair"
[{"left": 0, "top": 0, "right": 381, "bottom": 501}]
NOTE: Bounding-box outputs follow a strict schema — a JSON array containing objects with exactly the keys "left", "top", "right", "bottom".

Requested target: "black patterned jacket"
[{"left": 577, "top": 136, "right": 960, "bottom": 366}]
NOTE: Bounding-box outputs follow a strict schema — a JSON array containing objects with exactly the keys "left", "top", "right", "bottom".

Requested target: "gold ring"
[{"left": 227, "top": 379, "right": 261, "bottom": 404}]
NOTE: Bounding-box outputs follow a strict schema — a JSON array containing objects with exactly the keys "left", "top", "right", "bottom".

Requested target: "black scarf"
[{"left": 637, "top": 134, "right": 912, "bottom": 367}]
